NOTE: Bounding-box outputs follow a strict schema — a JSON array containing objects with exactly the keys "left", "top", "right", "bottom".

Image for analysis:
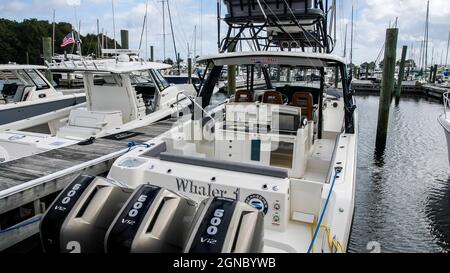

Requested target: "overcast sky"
[{"left": 1, "top": 0, "right": 449, "bottom": 65}]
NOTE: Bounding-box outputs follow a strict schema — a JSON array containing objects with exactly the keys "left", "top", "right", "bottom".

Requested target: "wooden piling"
[
  {"left": 120, "top": 30, "right": 129, "bottom": 49},
  {"left": 335, "top": 67, "right": 339, "bottom": 88},
  {"left": 227, "top": 39, "right": 237, "bottom": 96},
  {"left": 150, "top": 46, "right": 154, "bottom": 62},
  {"left": 429, "top": 66, "right": 433, "bottom": 83},
  {"left": 432, "top": 64, "right": 438, "bottom": 83},
  {"left": 376, "top": 28, "right": 398, "bottom": 151},
  {"left": 42, "top": 37, "right": 52, "bottom": 81},
  {"left": 188, "top": 58, "right": 192, "bottom": 84},
  {"left": 395, "top": 45, "right": 408, "bottom": 102}
]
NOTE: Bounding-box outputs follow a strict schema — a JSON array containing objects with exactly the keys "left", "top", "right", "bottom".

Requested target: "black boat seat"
[{"left": 1, "top": 83, "right": 19, "bottom": 97}]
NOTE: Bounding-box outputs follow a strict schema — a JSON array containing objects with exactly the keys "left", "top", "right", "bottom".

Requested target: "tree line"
[{"left": 0, "top": 18, "right": 119, "bottom": 65}]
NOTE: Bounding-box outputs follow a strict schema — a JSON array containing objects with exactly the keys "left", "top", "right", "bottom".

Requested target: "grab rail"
[
  {"left": 176, "top": 92, "right": 215, "bottom": 123},
  {"left": 444, "top": 92, "right": 450, "bottom": 119}
]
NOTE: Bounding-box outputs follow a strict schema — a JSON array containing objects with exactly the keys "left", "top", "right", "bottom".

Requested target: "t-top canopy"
[
  {"left": 223, "top": 0, "right": 324, "bottom": 24},
  {"left": 48, "top": 59, "right": 171, "bottom": 74},
  {"left": 0, "top": 64, "right": 48, "bottom": 71},
  {"left": 197, "top": 51, "right": 346, "bottom": 67}
]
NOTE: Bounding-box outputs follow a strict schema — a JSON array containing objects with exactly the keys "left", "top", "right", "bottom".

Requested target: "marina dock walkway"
[{"left": 0, "top": 118, "right": 177, "bottom": 250}]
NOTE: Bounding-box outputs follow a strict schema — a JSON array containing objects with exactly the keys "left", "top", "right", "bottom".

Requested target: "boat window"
[
  {"left": 22, "top": 69, "right": 50, "bottom": 90},
  {"left": 165, "top": 76, "right": 201, "bottom": 85},
  {"left": 269, "top": 66, "right": 322, "bottom": 89},
  {"left": 151, "top": 69, "right": 170, "bottom": 91},
  {"left": 130, "top": 70, "right": 155, "bottom": 85},
  {"left": 93, "top": 74, "right": 122, "bottom": 86}
]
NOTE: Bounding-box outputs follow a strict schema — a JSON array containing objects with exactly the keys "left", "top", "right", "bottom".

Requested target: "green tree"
[{"left": 0, "top": 18, "right": 119, "bottom": 64}]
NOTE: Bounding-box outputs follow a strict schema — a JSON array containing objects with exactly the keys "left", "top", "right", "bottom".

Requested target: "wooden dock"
[
  {"left": 352, "top": 80, "right": 450, "bottom": 99},
  {"left": 0, "top": 119, "right": 176, "bottom": 250}
]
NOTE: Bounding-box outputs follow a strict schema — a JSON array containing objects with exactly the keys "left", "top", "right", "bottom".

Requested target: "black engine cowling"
[
  {"left": 40, "top": 175, "right": 132, "bottom": 253},
  {"left": 105, "top": 184, "right": 197, "bottom": 253},
  {"left": 184, "top": 197, "right": 264, "bottom": 253}
]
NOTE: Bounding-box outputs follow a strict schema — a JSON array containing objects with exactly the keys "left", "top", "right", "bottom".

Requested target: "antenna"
[{"left": 343, "top": 24, "right": 348, "bottom": 59}]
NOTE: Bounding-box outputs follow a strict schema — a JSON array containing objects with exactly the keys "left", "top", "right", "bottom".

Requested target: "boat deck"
[{"left": 0, "top": 118, "right": 176, "bottom": 214}]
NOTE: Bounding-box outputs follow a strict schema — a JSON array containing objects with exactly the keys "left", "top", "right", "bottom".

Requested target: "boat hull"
[
  {"left": 438, "top": 114, "right": 450, "bottom": 165},
  {"left": 0, "top": 96, "right": 86, "bottom": 126}
]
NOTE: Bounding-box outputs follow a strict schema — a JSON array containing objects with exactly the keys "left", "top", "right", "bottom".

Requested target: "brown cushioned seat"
[
  {"left": 291, "top": 92, "right": 314, "bottom": 120},
  {"left": 262, "top": 91, "right": 283, "bottom": 105},
  {"left": 235, "top": 90, "right": 254, "bottom": 102}
]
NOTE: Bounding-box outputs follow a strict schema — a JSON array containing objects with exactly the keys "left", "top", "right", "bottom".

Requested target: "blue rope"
[
  {"left": 0, "top": 217, "right": 42, "bottom": 234},
  {"left": 127, "top": 141, "right": 150, "bottom": 152},
  {"left": 307, "top": 167, "right": 342, "bottom": 253}
]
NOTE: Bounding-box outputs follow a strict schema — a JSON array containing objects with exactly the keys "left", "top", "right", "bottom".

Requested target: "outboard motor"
[
  {"left": 40, "top": 175, "right": 132, "bottom": 253},
  {"left": 105, "top": 184, "right": 197, "bottom": 253},
  {"left": 184, "top": 197, "right": 264, "bottom": 253}
]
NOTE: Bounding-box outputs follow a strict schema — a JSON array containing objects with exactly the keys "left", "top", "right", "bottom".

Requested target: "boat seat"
[
  {"left": 291, "top": 92, "right": 314, "bottom": 121},
  {"left": 262, "top": 91, "right": 283, "bottom": 105},
  {"left": 1, "top": 83, "right": 19, "bottom": 97},
  {"left": 235, "top": 90, "right": 254, "bottom": 102}
]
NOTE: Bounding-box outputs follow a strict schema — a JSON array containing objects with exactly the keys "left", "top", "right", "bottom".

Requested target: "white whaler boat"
[
  {"left": 438, "top": 91, "right": 450, "bottom": 165},
  {"left": 0, "top": 64, "right": 86, "bottom": 128},
  {"left": 101, "top": 51, "right": 358, "bottom": 253},
  {"left": 0, "top": 56, "right": 195, "bottom": 163}
]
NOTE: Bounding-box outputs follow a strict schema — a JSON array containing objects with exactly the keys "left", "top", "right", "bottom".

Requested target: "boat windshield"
[
  {"left": 1, "top": 69, "right": 50, "bottom": 90},
  {"left": 130, "top": 70, "right": 155, "bottom": 85},
  {"left": 17, "top": 69, "right": 50, "bottom": 90},
  {"left": 268, "top": 66, "right": 322, "bottom": 89},
  {"left": 150, "top": 69, "right": 170, "bottom": 92}
]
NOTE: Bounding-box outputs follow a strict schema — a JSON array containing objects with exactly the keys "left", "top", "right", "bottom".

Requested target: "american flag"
[{"left": 61, "top": 32, "right": 75, "bottom": 48}]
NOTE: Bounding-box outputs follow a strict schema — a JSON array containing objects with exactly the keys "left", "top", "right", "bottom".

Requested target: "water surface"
[{"left": 349, "top": 95, "right": 450, "bottom": 253}]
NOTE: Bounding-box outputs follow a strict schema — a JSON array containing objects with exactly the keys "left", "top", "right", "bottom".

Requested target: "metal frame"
[{"left": 219, "top": 0, "right": 333, "bottom": 54}]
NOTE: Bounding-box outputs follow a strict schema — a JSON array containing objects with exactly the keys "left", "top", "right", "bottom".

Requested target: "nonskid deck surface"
[{"left": 0, "top": 118, "right": 177, "bottom": 213}]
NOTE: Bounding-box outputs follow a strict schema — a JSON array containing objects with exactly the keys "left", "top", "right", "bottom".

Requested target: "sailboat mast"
[
  {"left": 52, "top": 9, "right": 55, "bottom": 57},
  {"left": 446, "top": 31, "right": 450, "bottom": 67},
  {"left": 97, "top": 19, "right": 100, "bottom": 57},
  {"left": 162, "top": 0, "right": 166, "bottom": 60},
  {"left": 194, "top": 25, "right": 197, "bottom": 59},
  {"left": 112, "top": 0, "right": 117, "bottom": 51},
  {"left": 424, "top": 0, "right": 430, "bottom": 71},
  {"left": 350, "top": 5, "right": 354, "bottom": 67},
  {"left": 167, "top": 0, "right": 178, "bottom": 67}
]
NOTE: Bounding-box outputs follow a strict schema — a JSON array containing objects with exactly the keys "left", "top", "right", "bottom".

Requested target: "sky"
[{"left": 0, "top": 0, "right": 449, "bottom": 66}]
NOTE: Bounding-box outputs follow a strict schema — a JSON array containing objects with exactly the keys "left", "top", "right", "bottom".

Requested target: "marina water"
[{"left": 350, "top": 95, "right": 450, "bottom": 253}]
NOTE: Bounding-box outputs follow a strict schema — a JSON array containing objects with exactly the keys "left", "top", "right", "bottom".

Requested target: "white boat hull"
[{"left": 438, "top": 114, "right": 450, "bottom": 165}]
